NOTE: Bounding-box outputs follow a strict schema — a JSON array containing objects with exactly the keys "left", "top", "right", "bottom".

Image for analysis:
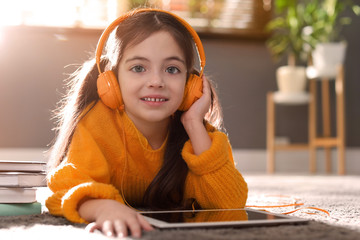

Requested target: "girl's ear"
[
  {"left": 178, "top": 74, "right": 203, "bottom": 111},
  {"left": 97, "top": 70, "right": 124, "bottom": 110}
]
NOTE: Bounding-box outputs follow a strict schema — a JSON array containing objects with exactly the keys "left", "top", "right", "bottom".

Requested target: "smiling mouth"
[{"left": 141, "top": 97, "right": 168, "bottom": 102}]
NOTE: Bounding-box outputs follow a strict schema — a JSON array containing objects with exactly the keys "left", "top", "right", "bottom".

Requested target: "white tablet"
[{"left": 141, "top": 208, "right": 308, "bottom": 229}]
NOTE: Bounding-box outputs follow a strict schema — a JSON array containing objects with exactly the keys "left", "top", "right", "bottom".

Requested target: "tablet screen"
[{"left": 141, "top": 208, "right": 308, "bottom": 228}]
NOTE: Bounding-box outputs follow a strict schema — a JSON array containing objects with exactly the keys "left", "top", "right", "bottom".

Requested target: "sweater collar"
[{"left": 118, "top": 111, "right": 168, "bottom": 154}]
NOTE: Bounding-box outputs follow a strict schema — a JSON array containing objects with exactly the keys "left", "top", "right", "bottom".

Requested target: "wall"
[{"left": 0, "top": 17, "right": 359, "bottom": 149}]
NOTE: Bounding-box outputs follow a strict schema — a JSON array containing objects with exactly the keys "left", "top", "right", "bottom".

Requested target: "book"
[
  {"left": 0, "top": 171, "right": 46, "bottom": 187},
  {"left": 0, "top": 160, "right": 46, "bottom": 172},
  {"left": 0, "top": 202, "right": 42, "bottom": 216},
  {"left": 0, "top": 187, "right": 37, "bottom": 203}
]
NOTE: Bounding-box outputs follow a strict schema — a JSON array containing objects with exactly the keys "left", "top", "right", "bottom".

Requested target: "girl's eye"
[
  {"left": 131, "top": 65, "right": 145, "bottom": 73},
  {"left": 166, "top": 66, "right": 180, "bottom": 74}
]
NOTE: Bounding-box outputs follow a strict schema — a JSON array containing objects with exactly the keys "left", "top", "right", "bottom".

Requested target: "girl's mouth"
[{"left": 141, "top": 97, "right": 168, "bottom": 102}]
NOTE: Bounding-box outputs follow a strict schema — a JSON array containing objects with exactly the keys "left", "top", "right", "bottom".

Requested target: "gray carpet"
[{"left": 1, "top": 174, "right": 359, "bottom": 240}]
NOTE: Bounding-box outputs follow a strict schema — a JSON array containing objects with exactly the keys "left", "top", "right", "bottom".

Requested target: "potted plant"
[
  {"left": 308, "top": 0, "right": 360, "bottom": 78},
  {"left": 266, "top": 0, "right": 317, "bottom": 94}
]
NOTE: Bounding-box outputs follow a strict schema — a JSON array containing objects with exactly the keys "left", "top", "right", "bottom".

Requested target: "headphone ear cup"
[
  {"left": 178, "top": 74, "right": 203, "bottom": 111},
  {"left": 97, "top": 71, "right": 123, "bottom": 109}
]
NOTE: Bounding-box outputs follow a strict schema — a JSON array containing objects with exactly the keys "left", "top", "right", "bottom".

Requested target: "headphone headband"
[{"left": 95, "top": 8, "right": 206, "bottom": 77}]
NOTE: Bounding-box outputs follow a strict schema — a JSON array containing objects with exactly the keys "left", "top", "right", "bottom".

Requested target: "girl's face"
[{"left": 118, "top": 31, "right": 187, "bottom": 125}]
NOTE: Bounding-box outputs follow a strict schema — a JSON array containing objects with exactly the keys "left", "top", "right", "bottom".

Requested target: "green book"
[{"left": 0, "top": 202, "right": 42, "bottom": 216}]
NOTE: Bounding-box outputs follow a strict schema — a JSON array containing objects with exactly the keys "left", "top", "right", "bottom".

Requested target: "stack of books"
[{"left": 0, "top": 160, "right": 47, "bottom": 216}]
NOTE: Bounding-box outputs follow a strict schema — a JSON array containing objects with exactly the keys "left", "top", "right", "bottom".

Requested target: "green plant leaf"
[{"left": 353, "top": 5, "right": 360, "bottom": 15}]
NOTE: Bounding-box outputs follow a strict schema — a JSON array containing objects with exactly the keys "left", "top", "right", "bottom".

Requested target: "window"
[
  {"left": 0, "top": 0, "right": 272, "bottom": 38},
  {"left": 162, "top": 0, "right": 272, "bottom": 38}
]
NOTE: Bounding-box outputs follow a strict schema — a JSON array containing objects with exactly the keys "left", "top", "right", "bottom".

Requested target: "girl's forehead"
[
  {"left": 126, "top": 30, "right": 176, "bottom": 48},
  {"left": 122, "top": 31, "right": 185, "bottom": 60}
]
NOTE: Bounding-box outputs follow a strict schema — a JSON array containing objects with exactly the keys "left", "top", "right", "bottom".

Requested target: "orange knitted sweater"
[{"left": 46, "top": 101, "right": 248, "bottom": 223}]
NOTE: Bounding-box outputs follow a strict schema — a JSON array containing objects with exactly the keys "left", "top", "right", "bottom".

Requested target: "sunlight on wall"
[
  {"left": 0, "top": 0, "right": 116, "bottom": 28},
  {"left": 0, "top": 1, "right": 22, "bottom": 26}
]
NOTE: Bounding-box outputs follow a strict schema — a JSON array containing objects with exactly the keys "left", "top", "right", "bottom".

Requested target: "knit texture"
[{"left": 46, "top": 101, "right": 248, "bottom": 223}]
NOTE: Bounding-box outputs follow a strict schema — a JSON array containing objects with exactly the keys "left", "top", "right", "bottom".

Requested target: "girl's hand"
[
  {"left": 181, "top": 75, "right": 211, "bottom": 126},
  {"left": 79, "top": 199, "right": 154, "bottom": 238},
  {"left": 181, "top": 75, "right": 212, "bottom": 155}
]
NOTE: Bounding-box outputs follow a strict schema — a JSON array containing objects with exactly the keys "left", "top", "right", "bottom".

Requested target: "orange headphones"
[{"left": 95, "top": 8, "right": 206, "bottom": 111}]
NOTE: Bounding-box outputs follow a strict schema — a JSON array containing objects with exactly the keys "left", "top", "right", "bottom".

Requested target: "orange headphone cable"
[
  {"left": 246, "top": 194, "right": 330, "bottom": 217},
  {"left": 116, "top": 109, "right": 139, "bottom": 212}
]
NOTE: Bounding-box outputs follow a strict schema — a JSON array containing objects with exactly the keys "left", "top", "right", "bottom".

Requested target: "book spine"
[{"left": 0, "top": 202, "right": 42, "bottom": 216}]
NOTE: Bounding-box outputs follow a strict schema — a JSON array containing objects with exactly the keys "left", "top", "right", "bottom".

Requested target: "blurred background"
[{"left": 0, "top": 0, "right": 359, "bottom": 174}]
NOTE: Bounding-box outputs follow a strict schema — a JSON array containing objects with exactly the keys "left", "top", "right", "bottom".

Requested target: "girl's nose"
[{"left": 147, "top": 72, "right": 164, "bottom": 88}]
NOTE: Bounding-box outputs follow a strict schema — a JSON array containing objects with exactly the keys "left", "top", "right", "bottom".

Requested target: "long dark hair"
[{"left": 48, "top": 9, "right": 223, "bottom": 210}]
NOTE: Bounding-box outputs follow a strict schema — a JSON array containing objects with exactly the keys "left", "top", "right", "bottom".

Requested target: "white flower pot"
[
  {"left": 276, "top": 66, "right": 307, "bottom": 93},
  {"left": 311, "top": 42, "right": 347, "bottom": 78}
]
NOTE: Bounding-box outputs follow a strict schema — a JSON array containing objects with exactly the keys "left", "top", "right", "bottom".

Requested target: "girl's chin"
[
  {"left": 144, "top": 113, "right": 173, "bottom": 122},
  {"left": 128, "top": 111, "right": 173, "bottom": 123}
]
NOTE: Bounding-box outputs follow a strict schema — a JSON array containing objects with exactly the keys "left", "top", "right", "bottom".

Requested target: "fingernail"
[{"left": 107, "top": 231, "right": 113, "bottom": 237}]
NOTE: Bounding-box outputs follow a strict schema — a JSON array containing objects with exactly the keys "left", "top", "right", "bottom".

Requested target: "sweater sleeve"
[
  {"left": 182, "top": 130, "right": 248, "bottom": 209},
  {"left": 46, "top": 122, "right": 124, "bottom": 224}
]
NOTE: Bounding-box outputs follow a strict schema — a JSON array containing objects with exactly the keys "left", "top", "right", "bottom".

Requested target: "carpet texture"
[{"left": 1, "top": 174, "right": 359, "bottom": 240}]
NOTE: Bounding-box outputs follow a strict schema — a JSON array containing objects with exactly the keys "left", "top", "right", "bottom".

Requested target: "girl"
[{"left": 46, "top": 8, "right": 248, "bottom": 238}]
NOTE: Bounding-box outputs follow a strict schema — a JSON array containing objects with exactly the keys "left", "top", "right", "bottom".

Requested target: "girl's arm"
[
  {"left": 181, "top": 76, "right": 248, "bottom": 208},
  {"left": 46, "top": 122, "right": 124, "bottom": 223},
  {"left": 181, "top": 76, "right": 212, "bottom": 155},
  {"left": 46, "top": 104, "right": 153, "bottom": 237},
  {"left": 182, "top": 131, "right": 248, "bottom": 209},
  {"left": 47, "top": 133, "right": 153, "bottom": 238}
]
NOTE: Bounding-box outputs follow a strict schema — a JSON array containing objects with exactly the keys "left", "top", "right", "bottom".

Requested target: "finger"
[
  {"left": 126, "top": 216, "right": 142, "bottom": 238},
  {"left": 113, "top": 220, "right": 127, "bottom": 238},
  {"left": 202, "top": 75, "right": 211, "bottom": 95},
  {"left": 102, "top": 220, "right": 115, "bottom": 238},
  {"left": 137, "top": 213, "right": 154, "bottom": 231},
  {"left": 85, "top": 222, "right": 100, "bottom": 233}
]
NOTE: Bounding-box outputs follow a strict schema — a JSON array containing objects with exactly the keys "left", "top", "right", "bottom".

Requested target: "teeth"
[{"left": 143, "top": 97, "right": 166, "bottom": 102}]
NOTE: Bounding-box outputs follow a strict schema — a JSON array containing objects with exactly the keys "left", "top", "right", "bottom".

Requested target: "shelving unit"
[{"left": 267, "top": 65, "right": 345, "bottom": 174}]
